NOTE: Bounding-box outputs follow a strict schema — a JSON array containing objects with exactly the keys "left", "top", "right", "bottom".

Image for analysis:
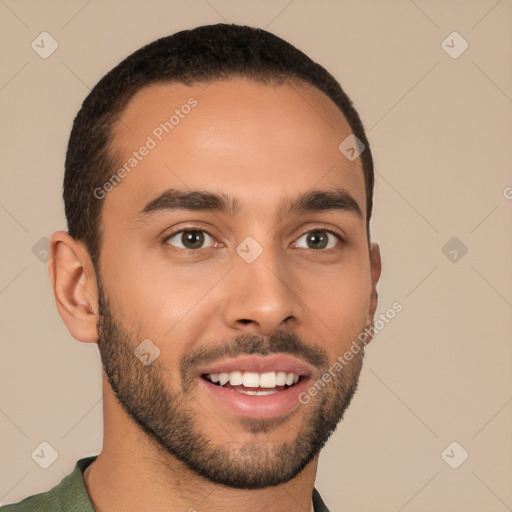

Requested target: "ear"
[
  {"left": 48, "top": 231, "right": 99, "bottom": 343},
  {"left": 364, "top": 242, "right": 382, "bottom": 335}
]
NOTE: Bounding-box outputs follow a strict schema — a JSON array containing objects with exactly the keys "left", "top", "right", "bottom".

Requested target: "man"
[{"left": 2, "top": 23, "right": 381, "bottom": 511}]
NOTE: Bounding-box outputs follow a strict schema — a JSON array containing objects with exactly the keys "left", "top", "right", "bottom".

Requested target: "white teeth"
[
  {"left": 229, "top": 371, "right": 243, "bottom": 386},
  {"left": 259, "top": 372, "right": 276, "bottom": 388},
  {"left": 206, "top": 370, "right": 301, "bottom": 389},
  {"left": 276, "top": 371, "right": 287, "bottom": 386},
  {"left": 242, "top": 372, "right": 260, "bottom": 388}
]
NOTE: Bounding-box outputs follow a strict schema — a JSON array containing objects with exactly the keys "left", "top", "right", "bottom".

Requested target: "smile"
[
  {"left": 203, "top": 370, "right": 301, "bottom": 395},
  {"left": 197, "top": 355, "right": 313, "bottom": 419}
]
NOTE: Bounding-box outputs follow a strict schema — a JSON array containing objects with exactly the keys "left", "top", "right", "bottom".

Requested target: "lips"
[{"left": 196, "top": 354, "right": 314, "bottom": 419}]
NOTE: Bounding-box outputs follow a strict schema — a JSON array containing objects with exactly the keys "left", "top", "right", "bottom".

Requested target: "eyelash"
[{"left": 162, "top": 223, "right": 344, "bottom": 253}]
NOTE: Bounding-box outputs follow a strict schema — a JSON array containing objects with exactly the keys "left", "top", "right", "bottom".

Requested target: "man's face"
[{"left": 95, "top": 78, "right": 377, "bottom": 488}]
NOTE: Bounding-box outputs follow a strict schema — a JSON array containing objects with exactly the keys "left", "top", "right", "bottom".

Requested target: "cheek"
[
  {"left": 298, "top": 256, "right": 372, "bottom": 344},
  {"left": 99, "top": 248, "right": 221, "bottom": 345}
]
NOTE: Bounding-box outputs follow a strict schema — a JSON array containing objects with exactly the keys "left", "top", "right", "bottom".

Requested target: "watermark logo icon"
[
  {"left": 31, "top": 32, "right": 59, "bottom": 59},
  {"left": 442, "top": 236, "right": 468, "bottom": 263},
  {"left": 338, "top": 134, "right": 365, "bottom": 161},
  {"left": 441, "top": 32, "right": 468, "bottom": 59},
  {"left": 134, "top": 339, "right": 160, "bottom": 366},
  {"left": 236, "top": 236, "right": 263, "bottom": 264},
  {"left": 32, "top": 237, "right": 51, "bottom": 262},
  {"left": 31, "top": 441, "right": 59, "bottom": 469},
  {"left": 441, "top": 441, "right": 469, "bottom": 469}
]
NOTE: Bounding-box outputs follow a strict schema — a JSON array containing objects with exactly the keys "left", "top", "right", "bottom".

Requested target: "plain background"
[{"left": 1, "top": 1, "right": 511, "bottom": 510}]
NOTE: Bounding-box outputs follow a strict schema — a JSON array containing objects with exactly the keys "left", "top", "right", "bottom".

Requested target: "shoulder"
[
  {"left": 1, "top": 456, "right": 97, "bottom": 512},
  {"left": 1, "top": 487, "right": 62, "bottom": 511}
]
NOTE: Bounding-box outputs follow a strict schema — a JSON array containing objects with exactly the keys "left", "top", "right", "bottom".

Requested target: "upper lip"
[{"left": 197, "top": 354, "right": 314, "bottom": 377}]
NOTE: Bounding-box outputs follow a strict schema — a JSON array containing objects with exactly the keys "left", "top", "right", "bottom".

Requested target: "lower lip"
[{"left": 200, "top": 377, "right": 311, "bottom": 420}]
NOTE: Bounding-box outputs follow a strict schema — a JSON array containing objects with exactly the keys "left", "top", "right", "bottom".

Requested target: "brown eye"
[
  {"left": 295, "top": 229, "right": 340, "bottom": 250},
  {"left": 165, "top": 230, "right": 214, "bottom": 250}
]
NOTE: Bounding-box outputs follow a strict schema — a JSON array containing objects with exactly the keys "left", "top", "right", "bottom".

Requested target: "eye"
[
  {"left": 165, "top": 229, "right": 216, "bottom": 250},
  {"left": 294, "top": 229, "right": 341, "bottom": 250}
]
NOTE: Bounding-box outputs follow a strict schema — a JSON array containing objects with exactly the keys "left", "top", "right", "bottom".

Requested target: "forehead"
[{"left": 104, "top": 77, "right": 366, "bottom": 221}]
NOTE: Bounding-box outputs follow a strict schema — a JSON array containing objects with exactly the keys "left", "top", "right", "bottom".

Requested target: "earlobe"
[{"left": 49, "top": 231, "right": 99, "bottom": 343}]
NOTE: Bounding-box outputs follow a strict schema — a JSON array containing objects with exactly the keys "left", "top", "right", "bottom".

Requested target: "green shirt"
[{"left": 1, "top": 456, "right": 331, "bottom": 511}]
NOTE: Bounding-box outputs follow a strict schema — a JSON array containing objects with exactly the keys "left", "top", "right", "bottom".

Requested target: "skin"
[{"left": 49, "top": 77, "right": 381, "bottom": 512}]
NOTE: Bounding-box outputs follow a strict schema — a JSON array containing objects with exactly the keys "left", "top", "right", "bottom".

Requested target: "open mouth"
[
  {"left": 197, "top": 354, "right": 313, "bottom": 418},
  {"left": 202, "top": 371, "right": 302, "bottom": 396}
]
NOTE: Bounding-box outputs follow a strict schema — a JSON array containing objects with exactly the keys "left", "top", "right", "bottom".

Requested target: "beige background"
[{"left": 1, "top": 0, "right": 511, "bottom": 510}]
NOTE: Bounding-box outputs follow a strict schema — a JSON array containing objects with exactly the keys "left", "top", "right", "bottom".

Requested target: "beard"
[{"left": 95, "top": 278, "right": 365, "bottom": 489}]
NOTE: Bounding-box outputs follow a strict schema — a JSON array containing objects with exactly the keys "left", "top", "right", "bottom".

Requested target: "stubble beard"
[{"left": 95, "top": 280, "right": 365, "bottom": 489}]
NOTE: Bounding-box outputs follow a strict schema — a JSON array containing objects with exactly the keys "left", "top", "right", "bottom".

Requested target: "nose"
[{"left": 222, "top": 245, "right": 300, "bottom": 337}]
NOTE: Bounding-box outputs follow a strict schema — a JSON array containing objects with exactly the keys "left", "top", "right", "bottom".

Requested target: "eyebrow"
[{"left": 139, "top": 187, "right": 362, "bottom": 220}]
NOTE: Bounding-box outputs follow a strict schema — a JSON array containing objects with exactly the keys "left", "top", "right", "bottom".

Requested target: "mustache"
[{"left": 180, "top": 330, "right": 329, "bottom": 383}]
